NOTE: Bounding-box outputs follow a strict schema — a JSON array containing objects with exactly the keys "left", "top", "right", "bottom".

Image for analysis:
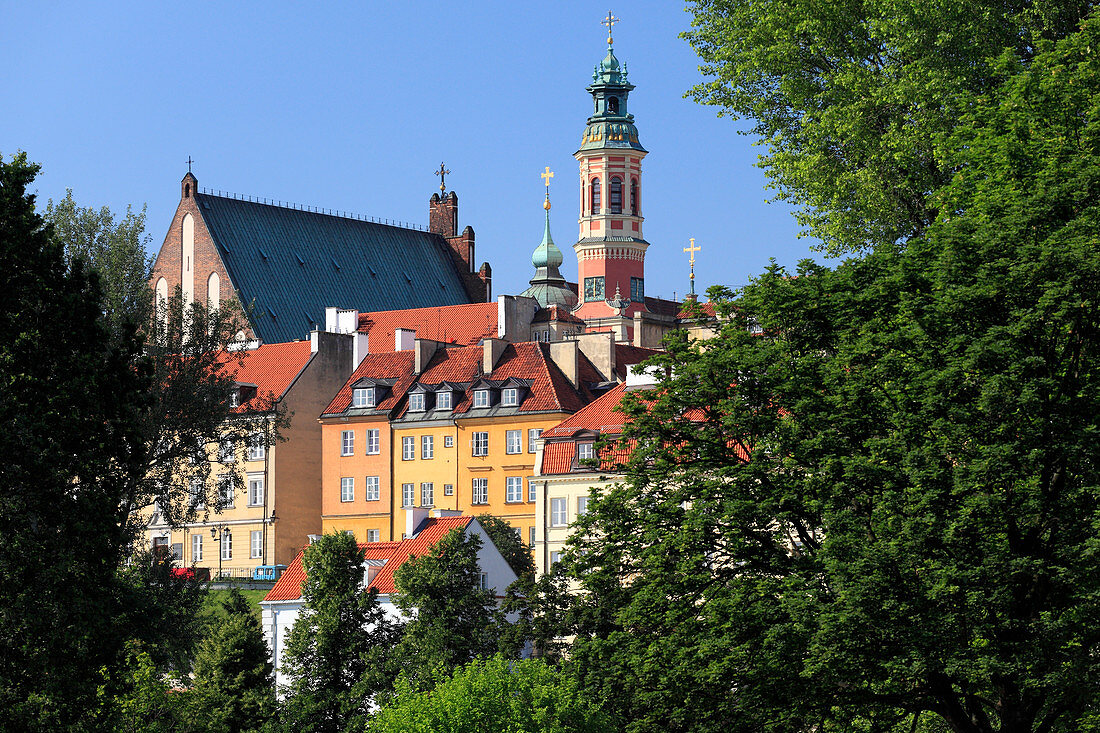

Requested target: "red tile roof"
[
  {"left": 227, "top": 341, "right": 314, "bottom": 412},
  {"left": 676, "top": 300, "right": 717, "bottom": 319},
  {"left": 262, "top": 516, "right": 473, "bottom": 603},
  {"left": 357, "top": 303, "right": 498, "bottom": 350},
  {"left": 542, "top": 383, "right": 628, "bottom": 438},
  {"left": 322, "top": 350, "right": 416, "bottom": 415},
  {"left": 612, "top": 345, "right": 662, "bottom": 381}
]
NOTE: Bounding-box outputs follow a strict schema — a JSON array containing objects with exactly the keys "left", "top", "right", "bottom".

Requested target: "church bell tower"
[{"left": 572, "top": 13, "right": 649, "bottom": 324}]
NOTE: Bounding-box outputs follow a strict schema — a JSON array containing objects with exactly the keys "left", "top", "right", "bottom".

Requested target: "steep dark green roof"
[{"left": 195, "top": 193, "right": 472, "bottom": 344}]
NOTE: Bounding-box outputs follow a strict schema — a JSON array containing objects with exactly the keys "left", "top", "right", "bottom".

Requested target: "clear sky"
[{"left": 1, "top": 1, "right": 829, "bottom": 304}]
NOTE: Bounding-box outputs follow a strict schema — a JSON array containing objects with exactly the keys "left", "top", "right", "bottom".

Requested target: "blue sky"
[{"left": 1, "top": 1, "right": 829, "bottom": 303}]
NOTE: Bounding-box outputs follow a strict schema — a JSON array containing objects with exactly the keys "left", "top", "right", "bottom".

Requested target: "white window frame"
[
  {"left": 471, "top": 432, "right": 489, "bottom": 457},
  {"left": 421, "top": 482, "right": 434, "bottom": 507},
  {"left": 365, "top": 475, "right": 380, "bottom": 501},
  {"left": 550, "top": 551, "right": 561, "bottom": 565},
  {"left": 247, "top": 432, "right": 265, "bottom": 461},
  {"left": 422, "top": 435, "right": 434, "bottom": 459},
  {"left": 219, "top": 439, "right": 235, "bottom": 463},
  {"left": 353, "top": 387, "right": 375, "bottom": 408},
  {"left": 340, "top": 477, "right": 355, "bottom": 502},
  {"left": 402, "top": 436, "right": 415, "bottom": 461},
  {"left": 341, "top": 430, "right": 354, "bottom": 456},
  {"left": 578, "top": 442, "right": 595, "bottom": 461},
  {"left": 479, "top": 572, "right": 489, "bottom": 590},
  {"left": 250, "top": 530, "right": 262, "bottom": 559},
  {"left": 505, "top": 430, "right": 522, "bottom": 454},
  {"left": 408, "top": 393, "right": 426, "bottom": 412},
  {"left": 471, "top": 478, "right": 488, "bottom": 505},
  {"left": 247, "top": 474, "right": 264, "bottom": 506},
  {"left": 528, "top": 428, "right": 542, "bottom": 453},
  {"left": 473, "top": 389, "right": 490, "bottom": 408},
  {"left": 528, "top": 526, "right": 536, "bottom": 547},
  {"left": 437, "top": 391, "right": 452, "bottom": 410},
  {"left": 367, "top": 529, "right": 380, "bottom": 542},
  {"left": 190, "top": 477, "right": 205, "bottom": 511},
  {"left": 444, "top": 435, "right": 454, "bottom": 448},
  {"left": 501, "top": 387, "right": 518, "bottom": 406},
  {"left": 366, "top": 429, "right": 380, "bottom": 455},
  {"left": 444, "top": 483, "right": 454, "bottom": 496},
  {"left": 528, "top": 480, "right": 537, "bottom": 502},
  {"left": 218, "top": 478, "right": 234, "bottom": 509},
  {"left": 192, "top": 534, "right": 203, "bottom": 562},
  {"left": 221, "top": 531, "right": 233, "bottom": 560},
  {"left": 506, "top": 476, "right": 523, "bottom": 503},
  {"left": 551, "top": 497, "right": 567, "bottom": 527},
  {"left": 577, "top": 495, "right": 589, "bottom": 516},
  {"left": 402, "top": 483, "right": 415, "bottom": 507}
]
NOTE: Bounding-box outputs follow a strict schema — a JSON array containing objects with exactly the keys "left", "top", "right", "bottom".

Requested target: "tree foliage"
[
  {"left": 369, "top": 655, "right": 616, "bottom": 733},
  {"left": 567, "top": 17, "right": 1100, "bottom": 733},
  {"left": 685, "top": 0, "right": 1093, "bottom": 255},
  {"left": 281, "top": 532, "right": 402, "bottom": 733}
]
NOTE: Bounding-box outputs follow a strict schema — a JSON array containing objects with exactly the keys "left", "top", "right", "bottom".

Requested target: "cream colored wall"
[{"left": 532, "top": 470, "right": 612, "bottom": 577}]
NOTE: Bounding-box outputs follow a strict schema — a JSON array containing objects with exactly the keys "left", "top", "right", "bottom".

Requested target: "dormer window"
[
  {"left": 501, "top": 388, "right": 519, "bottom": 407},
  {"left": 437, "top": 391, "right": 452, "bottom": 410},
  {"left": 578, "top": 442, "right": 595, "bottom": 461},
  {"left": 353, "top": 387, "right": 376, "bottom": 408},
  {"left": 408, "top": 393, "right": 426, "bottom": 412},
  {"left": 473, "top": 389, "right": 490, "bottom": 408},
  {"left": 229, "top": 390, "right": 240, "bottom": 408}
]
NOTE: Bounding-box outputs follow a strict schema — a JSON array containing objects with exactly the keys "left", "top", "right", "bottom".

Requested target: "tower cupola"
[{"left": 520, "top": 167, "right": 577, "bottom": 309}]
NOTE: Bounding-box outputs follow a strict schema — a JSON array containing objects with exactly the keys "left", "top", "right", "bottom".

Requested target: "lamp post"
[{"left": 210, "top": 524, "right": 230, "bottom": 580}]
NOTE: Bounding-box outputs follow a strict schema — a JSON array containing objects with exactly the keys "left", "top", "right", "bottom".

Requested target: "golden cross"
[
  {"left": 602, "top": 10, "right": 619, "bottom": 44},
  {"left": 684, "top": 238, "right": 701, "bottom": 266},
  {"left": 540, "top": 166, "right": 554, "bottom": 189},
  {"left": 434, "top": 161, "right": 451, "bottom": 194}
]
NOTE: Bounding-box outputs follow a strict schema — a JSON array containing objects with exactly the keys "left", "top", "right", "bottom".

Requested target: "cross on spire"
[
  {"left": 435, "top": 161, "right": 451, "bottom": 195},
  {"left": 186, "top": 155, "right": 194, "bottom": 173},
  {"left": 602, "top": 10, "right": 619, "bottom": 46},
  {"left": 684, "top": 238, "right": 701, "bottom": 295}
]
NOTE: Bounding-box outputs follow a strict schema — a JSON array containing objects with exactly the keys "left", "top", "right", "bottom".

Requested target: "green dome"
[{"left": 520, "top": 203, "right": 577, "bottom": 309}]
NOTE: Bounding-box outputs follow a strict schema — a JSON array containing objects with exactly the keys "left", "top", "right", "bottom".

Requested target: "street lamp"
[{"left": 210, "top": 524, "right": 230, "bottom": 580}]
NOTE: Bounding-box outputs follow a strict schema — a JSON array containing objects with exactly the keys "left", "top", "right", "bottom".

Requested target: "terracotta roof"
[
  {"left": 228, "top": 341, "right": 314, "bottom": 412},
  {"left": 676, "top": 300, "right": 717, "bottom": 319},
  {"left": 357, "top": 303, "right": 498, "bottom": 350},
  {"left": 322, "top": 350, "right": 416, "bottom": 415},
  {"left": 542, "top": 383, "right": 628, "bottom": 438},
  {"left": 541, "top": 442, "right": 575, "bottom": 474},
  {"left": 262, "top": 516, "right": 473, "bottom": 603},
  {"left": 612, "top": 345, "right": 661, "bottom": 381}
]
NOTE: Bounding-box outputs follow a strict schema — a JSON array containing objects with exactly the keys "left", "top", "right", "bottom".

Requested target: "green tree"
[
  {"left": 45, "top": 189, "right": 153, "bottom": 333},
  {"left": 280, "top": 532, "right": 402, "bottom": 733},
  {"left": 189, "top": 587, "right": 275, "bottom": 733},
  {"left": 369, "top": 655, "right": 616, "bottom": 733},
  {"left": 391, "top": 527, "right": 505, "bottom": 688},
  {"left": 684, "top": 0, "right": 1092, "bottom": 255},
  {"left": 474, "top": 513, "right": 535, "bottom": 579},
  {"left": 0, "top": 152, "right": 151, "bottom": 728},
  {"left": 567, "top": 18, "right": 1100, "bottom": 733},
  {"left": 93, "top": 641, "right": 186, "bottom": 733}
]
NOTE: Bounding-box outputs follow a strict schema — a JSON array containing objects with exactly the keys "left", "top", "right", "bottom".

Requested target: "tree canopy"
[{"left": 566, "top": 15, "right": 1100, "bottom": 733}]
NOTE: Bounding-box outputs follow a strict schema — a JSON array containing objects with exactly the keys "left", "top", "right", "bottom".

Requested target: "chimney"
[
  {"left": 549, "top": 340, "right": 580, "bottom": 388},
  {"left": 405, "top": 507, "right": 431, "bottom": 539},
  {"left": 395, "top": 328, "right": 416, "bottom": 351},
  {"left": 482, "top": 337, "right": 507, "bottom": 374},
  {"left": 325, "top": 307, "right": 359, "bottom": 334},
  {"left": 429, "top": 191, "right": 458, "bottom": 239},
  {"left": 414, "top": 338, "right": 441, "bottom": 374},
  {"left": 574, "top": 332, "right": 615, "bottom": 382}
]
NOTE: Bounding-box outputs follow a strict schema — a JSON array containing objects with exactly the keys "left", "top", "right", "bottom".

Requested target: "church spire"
[{"left": 519, "top": 168, "right": 577, "bottom": 309}]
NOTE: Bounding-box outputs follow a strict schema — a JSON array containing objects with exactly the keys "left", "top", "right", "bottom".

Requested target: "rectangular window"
[
  {"left": 473, "top": 390, "right": 490, "bottom": 408},
  {"left": 251, "top": 530, "right": 262, "bottom": 559},
  {"left": 577, "top": 495, "right": 589, "bottom": 516},
  {"left": 506, "top": 476, "right": 523, "bottom": 503},
  {"left": 528, "top": 480, "right": 537, "bottom": 502},
  {"left": 630, "top": 276, "right": 644, "bottom": 303},
  {"left": 550, "top": 551, "right": 561, "bottom": 565},
  {"left": 529, "top": 526, "right": 536, "bottom": 547},
  {"left": 471, "top": 432, "right": 489, "bottom": 456},
  {"left": 402, "top": 483, "right": 415, "bottom": 507},
  {"left": 247, "top": 432, "right": 265, "bottom": 461},
  {"left": 408, "top": 393, "right": 425, "bottom": 412},
  {"left": 422, "top": 435, "right": 434, "bottom": 459},
  {"left": 353, "top": 387, "right": 375, "bottom": 408},
  {"left": 578, "top": 442, "right": 594, "bottom": 461},
  {"left": 501, "top": 388, "right": 518, "bottom": 406},
  {"left": 340, "top": 477, "right": 354, "bottom": 502},
  {"left": 402, "top": 436, "right": 415, "bottom": 461},
  {"left": 437, "top": 391, "right": 452, "bottom": 410},
  {"left": 421, "top": 482, "right": 434, "bottom": 507},
  {"left": 248, "top": 475, "right": 264, "bottom": 506},
  {"left": 505, "top": 430, "right": 522, "bottom": 454},
  {"left": 479, "top": 572, "right": 489, "bottom": 590},
  {"left": 471, "top": 478, "right": 488, "bottom": 505},
  {"left": 221, "top": 532, "right": 233, "bottom": 561},
  {"left": 218, "top": 478, "right": 234, "bottom": 509},
  {"left": 367, "top": 529, "right": 380, "bottom": 542},
  {"left": 365, "top": 475, "right": 380, "bottom": 501},
  {"left": 444, "top": 435, "right": 454, "bottom": 448},
  {"left": 192, "top": 534, "right": 203, "bottom": 562},
  {"left": 444, "top": 483, "right": 454, "bottom": 496},
  {"left": 551, "top": 497, "right": 567, "bottom": 527},
  {"left": 584, "top": 276, "right": 605, "bottom": 302},
  {"left": 366, "top": 429, "right": 380, "bottom": 455},
  {"left": 190, "top": 478, "right": 205, "bottom": 511},
  {"left": 219, "top": 438, "right": 235, "bottom": 463},
  {"left": 528, "top": 428, "right": 542, "bottom": 453},
  {"left": 341, "top": 430, "right": 354, "bottom": 456}
]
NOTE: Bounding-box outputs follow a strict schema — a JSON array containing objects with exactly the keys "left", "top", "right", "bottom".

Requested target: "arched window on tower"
[
  {"left": 610, "top": 177, "right": 623, "bottom": 214},
  {"left": 607, "top": 97, "right": 619, "bottom": 114},
  {"left": 591, "top": 178, "right": 601, "bottom": 214},
  {"left": 630, "top": 179, "right": 639, "bottom": 215}
]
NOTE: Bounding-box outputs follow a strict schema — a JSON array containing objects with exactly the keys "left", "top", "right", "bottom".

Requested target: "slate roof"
[
  {"left": 357, "top": 302, "right": 498, "bottom": 350},
  {"left": 262, "top": 516, "right": 473, "bottom": 602},
  {"left": 194, "top": 193, "right": 474, "bottom": 344}
]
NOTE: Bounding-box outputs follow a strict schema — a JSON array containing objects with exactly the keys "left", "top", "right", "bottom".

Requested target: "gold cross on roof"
[
  {"left": 602, "top": 10, "right": 619, "bottom": 44},
  {"left": 540, "top": 166, "right": 554, "bottom": 188},
  {"left": 684, "top": 237, "right": 701, "bottom": 265},
  {"left": 435, "top": 161, "right": 451, "bottom": 194}
]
